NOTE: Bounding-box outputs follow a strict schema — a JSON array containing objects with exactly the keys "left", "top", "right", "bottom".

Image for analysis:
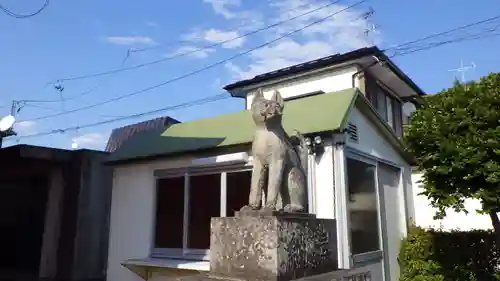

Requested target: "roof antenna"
[{"left": 448, "top": 59, "right": 476, "bottom": 83}]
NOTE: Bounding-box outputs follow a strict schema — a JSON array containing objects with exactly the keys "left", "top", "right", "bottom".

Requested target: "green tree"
[{"left": 405, "top": 73, "right": 500, "bottom": 240}]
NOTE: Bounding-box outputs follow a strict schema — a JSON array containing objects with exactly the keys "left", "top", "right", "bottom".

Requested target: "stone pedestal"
[{"left": 208, "top": 211, "right": 337, "bottom": 281}]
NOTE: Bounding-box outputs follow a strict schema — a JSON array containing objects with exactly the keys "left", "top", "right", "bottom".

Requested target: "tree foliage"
[
  {"left": 399, "top": 225, "right": 500, "bottom": 281},
  {"left": 405, "top": 73, "right": 500, "bottom": 220}
]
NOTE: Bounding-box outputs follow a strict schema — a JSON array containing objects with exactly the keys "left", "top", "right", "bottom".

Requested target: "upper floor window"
[
  {"left": 366, "top": 81, "right": 403, "bottom": 137},
  {"left": 153, "top": 168, "right": 251, "bottom": 260}
]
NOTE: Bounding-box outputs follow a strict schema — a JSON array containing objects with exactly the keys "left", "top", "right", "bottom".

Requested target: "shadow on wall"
[{"left": 399, "top": 225, "right": 500, "bottom": 281}]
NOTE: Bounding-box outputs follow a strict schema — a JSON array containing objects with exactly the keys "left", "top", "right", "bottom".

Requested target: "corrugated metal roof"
[
  {"left": 106, "top": 88, "right": 359, "bottom": 163},
  {"left": 105, "top": 116, "right": 180, "bottom": 153}
]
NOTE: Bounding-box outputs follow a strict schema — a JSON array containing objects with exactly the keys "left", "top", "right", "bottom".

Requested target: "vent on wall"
[{"left": 347, "top": 123, "right": 359, "bottom": 143}]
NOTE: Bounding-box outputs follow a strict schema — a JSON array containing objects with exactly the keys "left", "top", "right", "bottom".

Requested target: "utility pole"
[
  {"left": 0, "top": 101, "right": 19, "bottom": 148},
  {"left": 448, "top": 59, "right": 476, "bottom": 83}
]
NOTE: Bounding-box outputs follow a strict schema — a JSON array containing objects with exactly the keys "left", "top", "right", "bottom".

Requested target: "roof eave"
[
  {"left": 373, "top": 51, "right": 426, "bottom": 97},
  {"left": 223, "top": 47, "right": 380, "bottom": 92}
]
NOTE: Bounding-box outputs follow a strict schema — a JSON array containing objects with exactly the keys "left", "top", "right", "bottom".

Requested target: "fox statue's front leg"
[
  {"left": 241, "top": 159, "right": 265, "bottom": 211},
  {"left": 264, "top": 159, "right": 285, "bottom": 211}
]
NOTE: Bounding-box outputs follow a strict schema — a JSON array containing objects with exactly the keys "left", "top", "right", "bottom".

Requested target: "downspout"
[
  {"left": 351, "top": 56, "right": 383, "bottom": 88},
  {"left": 307, "top": 154, "right": 316, "bottom": 214},
  {"left": 351, "top": 63, "right": 365, "bottom": 89}
]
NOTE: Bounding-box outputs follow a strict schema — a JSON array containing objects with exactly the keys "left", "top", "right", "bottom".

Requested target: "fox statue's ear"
[
  {"left": 252, "top": 88, "right": 264, "bottom": 106},
  {"left": 271, "top": 90, "right": 284, "bottom": 108}
]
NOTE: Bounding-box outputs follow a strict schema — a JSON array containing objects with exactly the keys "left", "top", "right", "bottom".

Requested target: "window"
[
  {"left": 392, "top": 99, "right": 403, "bottom": 137},
  {"left": 367, "top": 81, "right": 403, "bottom": 137},
  {"left": 226, "top": 171, "right": 252, "bottom": 217},
  {"left": 187, "top": 174, "right": 221, "bottom": 249},
  {"left": 153, "top": 168, "right": 251, "bottom": 259},
  {"left": 346, "top": 158, "right": 380, "bottom": 255},
  {"left": 376, "top": 88, "right": 388, "bottom": 122},
  {"left": 155, "top": 176, "right": 184, "bottom": 249}
]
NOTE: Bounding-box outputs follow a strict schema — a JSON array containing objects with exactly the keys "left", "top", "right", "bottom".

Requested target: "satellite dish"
[
  {"left": 0, "top": 115, "right": 15, "bottom": 132},
  {"left": 403, "top": 102, "right": 417, "bottom": 117}
]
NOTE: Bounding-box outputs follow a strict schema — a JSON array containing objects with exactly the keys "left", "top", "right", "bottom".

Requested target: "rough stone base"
[
  {"left": 208, "top": 211, "right": 337, "bottom": 281},
  {"left": 166, "top": 270, "right": 371, "bottom": 281}
]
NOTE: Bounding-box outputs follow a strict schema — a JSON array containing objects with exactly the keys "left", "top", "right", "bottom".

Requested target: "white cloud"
[
  {"left": 14, "top": 121, "right": 36, "bottom": 135},
  {"left": 184, "top": 28, "right": 245, "bottom": 49},
  {"left": 224, "top": 0, "right": 380, "bottom": 80},
  {"left": 104, "top": 36, "right": 157, "bottom": 46},
  {"left": 202, "top": 0, "right": 241, "bottom": 19},
  {"left": 71, "top": 133, "right": 107, "bottom": 150},
  {"left": 226, "top": 39, "right": 334, "bottom": 80},
  {"left": 146, "top": 21, "right": 158, "bottom": 27},
  {"left": 201, "top": 0, "right": 263, "bottom": 30},
  {"left": 211, "top": 78, "right": 224, "bottom": 90},
  {"left": 167, "top": 45, "right": 216, "bottom": 59}
]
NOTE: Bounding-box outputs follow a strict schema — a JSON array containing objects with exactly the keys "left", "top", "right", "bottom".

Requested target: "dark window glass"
[
  {"left": 346, "top": 158, "right": 380, "bottom": 254},
  {"left": 392, "top": 99, "right": 403, "bottom": 137},
  {"left": 226, "top": 171, "right": 252, "bottom": 217},
  {"left": 187, "top": 173, "right": 221, "bottom": 249},
  {"left": 155, "top": 177, "right": 185, "bottom": 248},
  {"left": 376, "top": 89, "right": 388, "bottom": 121}
]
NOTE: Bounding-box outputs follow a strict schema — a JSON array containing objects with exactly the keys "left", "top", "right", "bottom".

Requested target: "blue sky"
[{"left": 1, "top": 0, "right": 499, "bottom": 150}]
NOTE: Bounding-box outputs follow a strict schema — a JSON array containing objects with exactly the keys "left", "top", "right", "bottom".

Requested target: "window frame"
[
  {"left": 342, "top": 147, "right": 401, "bottom": 268},
  {"left": 366, "top": 77, "right": 404, "bottom": 137},
  {"left": 151, "top": 162, "right": 252, "bottom": 261},
  {"left": 345, "top": 152, "right": 383, "bottom": 260}
]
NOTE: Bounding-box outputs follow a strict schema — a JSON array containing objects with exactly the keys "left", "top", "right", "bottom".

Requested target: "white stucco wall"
[
  {"left": 106, "top": 156, "right": 195, "bottom": 281},
  {"left": 411, "top": 172, "right": 496, "bottom": 231},
  {"left": 107, "top": 148, "right": 341, "bottom": 281},
  {"left": 245, "top": 66, "right": 359, "bottom": 109},
  {"left": 314, "top": 141, "right": 335, "bottom": 219},
  {"left": 345, "top": 107, "right": 413, "bottom": 281}
]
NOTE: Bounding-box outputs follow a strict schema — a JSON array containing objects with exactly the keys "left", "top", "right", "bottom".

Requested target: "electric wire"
[
  {"left": 130, "top": 0, "right": 337, "bottom": 54},
  {"left": 11, "top": 30, "right": 500, "bottom": 141},
  {"left": 0, "top": 0, "right": 49, "bottom": 18},
  {"left": 14, "top": 93, "right": 230, "bottom": 139},
  {"left": 8, "top": 12, "right": 500, "bottom": 140},
  {"left": 19, "top": 52, "right": 132, "bottom": 104},
  {"left": 55, "top": 0, "right": 349, "bottom": 83},
  {"left": 18, "top": 0, "right": 348, "bottom": 106},
  {"left": 17, "top": 0, "right": 368, "bottom": 123}
]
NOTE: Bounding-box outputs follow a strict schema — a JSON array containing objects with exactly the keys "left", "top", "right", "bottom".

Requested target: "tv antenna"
[{"left": 448, "top": 59, "right": 476, "bottom": 83}]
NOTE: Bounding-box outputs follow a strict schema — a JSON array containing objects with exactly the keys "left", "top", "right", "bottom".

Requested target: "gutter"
[
  {"left": 351, "top": 55, "right": 425, "bottom": 107},
  {"left": 351, "top": 59, "right": 380, "bottom": 88}
]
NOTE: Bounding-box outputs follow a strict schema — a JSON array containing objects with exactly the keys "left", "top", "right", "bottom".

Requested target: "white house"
[
  {"left": 411, "top": 171, "right": 498, "bottom": 231},
  {"left": 104, "top": 46, "right": 426, "bottom": 281}
]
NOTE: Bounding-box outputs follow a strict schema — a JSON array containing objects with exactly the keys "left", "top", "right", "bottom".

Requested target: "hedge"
[{"left": 399, "top": 225, "right": 500, "bottom": 281}]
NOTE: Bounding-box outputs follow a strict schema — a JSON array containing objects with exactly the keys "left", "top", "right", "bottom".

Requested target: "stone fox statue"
[{"left": 241, "top": 89, "right": 308, "bottom": 213}]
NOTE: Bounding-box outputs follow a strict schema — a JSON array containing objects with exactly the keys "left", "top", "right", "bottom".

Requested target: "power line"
[
  {"left": 0, "top": 0, "right": 49, "bottom": 18},
  {"left": 21, "top": 53, "right": 132, "bottom": 104},
  {"left": 129, "top": 0, "right": 331, "bottom": 54},
  {"left": 18, "top": 0, "right": 369, "bottom": 123},
  {"left": 55, "top": 0, "right": 350, "bottom": 83},
  {"left": 22, "top": 9, "right": 499, "bottom": 123},
  {"left": 391, "top": 31, "right": 500, "bottom": 57},
  {"left": 9, "top": 17, "right": 500, "bottom": 141},
  {"left": 24, "top": 103, "right": 126, "bottom": 119},
  {"left": 382, "top": 14, "right": 500, "bottom": 55},
  {"left": 14, "top": 94, "right": 230, "bottom": 139}
]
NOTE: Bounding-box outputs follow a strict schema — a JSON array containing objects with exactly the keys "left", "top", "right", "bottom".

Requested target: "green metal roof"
[{"left": 107, "top": 88, "right": 359, "bottom": 163}]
